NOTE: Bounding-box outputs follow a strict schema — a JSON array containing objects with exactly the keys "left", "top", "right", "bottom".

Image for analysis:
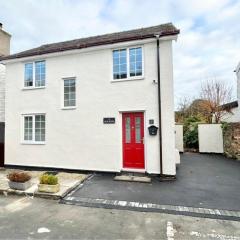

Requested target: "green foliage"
[
  {"left": 39, "top": 174, "right": 58, "bottom": 185},
  {"left": 221, "top": 121, "right": 230, "bottom": 134},
  {"left": 184, "top": 122, "right": 199, "bottom": 148},
  {"left": 183, "top": 116, "right": 200, "bottom": 149}
]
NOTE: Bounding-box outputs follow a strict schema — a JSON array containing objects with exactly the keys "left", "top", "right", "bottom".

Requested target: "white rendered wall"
[
  {"left": 198, "top": 124, "right": 223, "bottom": 153},
  {"left": 175, "top": 124, "right": 184, "bottom": 152},
  {"left": 5, "top": 39, "right": 176, "bottom": 175},
  {"left": 236, "top": 62, "right": 240, "bottom": 101},
  {"left": 0, "top": 64, "right": 5, "bottom": 122},
  {"left": 175, "top": 149, "right": 180, "bottom": 165},
  {"left": 222, "top": 107, "right": 240, "bottom": 123},
  {"left": 222, "top": 63, "right": 240, "bottom": 123}
]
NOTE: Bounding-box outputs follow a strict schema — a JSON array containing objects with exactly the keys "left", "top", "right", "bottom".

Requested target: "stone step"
[{"left": 114, "top": 175, "right": 151, "bottom": 183}]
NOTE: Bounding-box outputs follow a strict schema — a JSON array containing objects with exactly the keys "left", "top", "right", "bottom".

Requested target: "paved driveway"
[
  {"left": 63, "top": 153, "right": 240, "bottom": 212},
  {"left": 1, "top": 196, "right": 240, "bottom": 239}
]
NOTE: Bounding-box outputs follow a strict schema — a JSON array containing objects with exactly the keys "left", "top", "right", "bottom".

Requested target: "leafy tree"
[{"left": 200, "top": 79, "right": 233, "bottom": 123}]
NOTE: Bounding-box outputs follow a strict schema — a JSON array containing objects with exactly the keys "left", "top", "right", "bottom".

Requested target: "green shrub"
[
  {"left": 221, "top": 121, "right": 230, "bottom": 134},
  {"left": 183, "top": 122, "right": 199, "bottom": 149},
  {"left": 39, "top": 174, "right": 58, "bottom": 185},
  {"left": 183, "top": 116, "right": 200, "bottom": 149}
]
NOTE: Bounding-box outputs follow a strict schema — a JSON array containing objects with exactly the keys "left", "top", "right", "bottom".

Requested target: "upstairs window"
[
  {"left": 24, "top": 60, "right": 46, "bottom": 88},
  {"left": 113, "top": 49, "right": 127, "bottom": 79},
  {"left": 24, "top": 63, "right": 33, "bottom": 87},
  {"left": 129, "top": 47, "right": 142, "bottom": 77},
  {"left": 35, "top": 61, "right": 46, "bottom": 87},
  {"left": 63, "top": 78, "right": 76, "bottom": 108},
  {"left": 112, "top": 46, "right": 143, "bottom": 80}
]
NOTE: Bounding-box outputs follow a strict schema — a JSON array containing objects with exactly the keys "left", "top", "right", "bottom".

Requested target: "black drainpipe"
[{"left": 155, "top": 34, "right": 163, "bottom": 176}]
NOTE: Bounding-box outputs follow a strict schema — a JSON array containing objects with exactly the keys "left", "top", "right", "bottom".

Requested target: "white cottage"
[
  {"left": 0, "top": 23, "right": 11, "bottom": 167},
  {"left": 1, "top": 23, "right": 180, "bottom": 177},
  {"left": 221, "top": 62, "right": 240, "bottom": 123}
]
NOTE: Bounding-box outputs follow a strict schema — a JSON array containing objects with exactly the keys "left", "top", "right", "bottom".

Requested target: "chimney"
[{"left": 0, "top": 23, "right": 11, "bottom": 56}]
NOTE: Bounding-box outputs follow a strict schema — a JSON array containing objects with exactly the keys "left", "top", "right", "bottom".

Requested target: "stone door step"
[{"left": 114, "top": 175, "right": 151, "bottom": 183}]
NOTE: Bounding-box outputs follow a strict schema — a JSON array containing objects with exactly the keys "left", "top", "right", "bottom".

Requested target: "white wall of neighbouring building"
[
  {"left": 175, "top": 124, "right": 184, "bottom": 153},
  {"left": 0, "top": 64, "right": 5, "bottom": 123},
  {"left": 222, "top": 107, "right": 240, "bottom": 123},
  {"left": 4, "top": 38, "right": 177, "bottom": 175},
  {"left": 222, "top": 62, "right": 240, "bottom": 123},
  {"left": 198, "top": 124, "right": 223, "bottom": 153}
]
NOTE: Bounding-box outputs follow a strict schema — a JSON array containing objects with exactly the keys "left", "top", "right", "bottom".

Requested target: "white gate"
[{"left": 198, "top": 124, "right": 223, "bottom": 153}]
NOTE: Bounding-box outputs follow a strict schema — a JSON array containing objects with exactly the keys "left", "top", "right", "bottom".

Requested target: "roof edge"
[
  {"left": 0, "top": 24, "right": 179, "bottom": 61},
  {"left": 220, "top": 100, "right": 239, "bottom": 110}
]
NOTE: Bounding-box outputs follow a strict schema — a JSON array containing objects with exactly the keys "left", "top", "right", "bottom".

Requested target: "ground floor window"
[{"left": 23, "top": 114, "right": 45, "bottom": 143}]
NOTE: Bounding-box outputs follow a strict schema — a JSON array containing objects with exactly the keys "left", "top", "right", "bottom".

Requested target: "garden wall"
[{"left": 223, "top": 122, "right": 240, "bottom": 160}]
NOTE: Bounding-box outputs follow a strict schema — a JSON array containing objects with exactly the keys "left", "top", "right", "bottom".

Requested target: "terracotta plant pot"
[
  {"left": 8, "top": 180, "right": 32, "bottom": 191},
  {"left": 38, "top": 183, "right": 60, "bottom": 193}
]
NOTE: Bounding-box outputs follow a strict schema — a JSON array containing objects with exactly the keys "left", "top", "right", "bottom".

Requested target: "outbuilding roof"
[
  {"left": 220, "top": 100, "right": 239, "bottom": 111},
  {"left": 0, "top": 23, "right": 179, "bottom": 61}
]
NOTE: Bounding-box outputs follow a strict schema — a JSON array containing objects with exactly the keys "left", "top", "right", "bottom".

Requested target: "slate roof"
[
  {"left": 220, "top": 100, "right": 239, "bottom": 111},
  {"left": 0, "top": 23, "right": 179, "bottom": 61}
]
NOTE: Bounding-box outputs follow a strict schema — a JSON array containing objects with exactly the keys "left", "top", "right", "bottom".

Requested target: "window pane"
[
  {"left": 113, "top": 49, "right": 127, "bottom": 79},
  {"left": 120, "top": 57, "right": 126, "bottom": 64},
  {"left": 35, "top": 61, "right": 46, "bottom": 87},
  {"left": 24, "top": 63, "right": 33, "bottom": 87},
  {"left": 35, "top": 115, "right": 45, "bottom": 142},
  {"left": 113, "top": 66, "right": 119, "bottom": 74},
  {"left": 64, "top": 79, "right": 76, "bottom": 107},
  {"left": 113, "top": 50, "right": 119, "bottom": 59},
  {"left": 129, "top": 47, "right": 142, "bottom": 77},
  {"left": 135, "top": 117, "right": 141, "bottom": 143},
  {"left": 24, "top": 116, "right": 33, "bottom": 141},
  {"left": 125, "top": 117, "right": 131, "bottom": 143},
  {"left": 120, "top": 64, "right": 127, "bottom": 73}
]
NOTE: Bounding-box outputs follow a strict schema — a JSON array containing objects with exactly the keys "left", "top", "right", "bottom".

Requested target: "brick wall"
[{"left": 223, "top": 122, "right": 240, "bottom": 160}]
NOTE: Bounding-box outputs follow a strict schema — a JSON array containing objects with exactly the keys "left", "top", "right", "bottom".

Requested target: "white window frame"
[
  {"left": 21, "top": 113, "right": 46, "bottom": 144},
  {"left": 23, "top": 60, "right": 46, "bottom": 89},
  {"left": 61, "top": 77, "right": 77, "bottom": 110},
  {"left": 111, "top": 45, "right": 144, "bottom": 82}
]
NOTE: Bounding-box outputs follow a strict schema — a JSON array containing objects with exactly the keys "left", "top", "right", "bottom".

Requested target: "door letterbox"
[{"left": 148, "top": 125, "right": 158, "bottom": 136}]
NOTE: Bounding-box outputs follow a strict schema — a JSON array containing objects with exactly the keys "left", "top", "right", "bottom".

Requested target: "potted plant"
[
  {"left": 38, "top": 174, "right": 60, "bottom": 193},
  {"left": 7, "top": 171, "right": 32, "bottom": 190}
]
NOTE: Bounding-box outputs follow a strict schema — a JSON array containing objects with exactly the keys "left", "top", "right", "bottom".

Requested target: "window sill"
[
  {"left": 22, "top": 86, "right": 45, "bottom": 90},
  {"left": 61, "top": 106, "right": 77, "bottom": 110},
  {"left": 111, "top": 76, "right": 144, "bottom": 83},
  {"left": 21, "top": 142, "right": 45, "bottom": 145}
]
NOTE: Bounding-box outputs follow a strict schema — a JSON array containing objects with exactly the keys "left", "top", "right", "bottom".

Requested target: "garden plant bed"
[{"left": 0, "top": 169, "right": 89, "bottom": 199}]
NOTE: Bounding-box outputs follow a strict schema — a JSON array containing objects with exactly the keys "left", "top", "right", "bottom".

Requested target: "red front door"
[{"left": 122, "top": 112, "right": 145, "bottom": 169}]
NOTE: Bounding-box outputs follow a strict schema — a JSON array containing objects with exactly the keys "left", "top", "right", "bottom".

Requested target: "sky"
[{"left": 0, "top": 0, "right": 240, "bottom": 107}]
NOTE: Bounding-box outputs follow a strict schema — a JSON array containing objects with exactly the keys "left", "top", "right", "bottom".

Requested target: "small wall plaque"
[
  {"left": 149, "top": 119, "right": 154, "bottom": 124},
  {"left": 103, "top": 118, "right": 115, "bottom": 124}
]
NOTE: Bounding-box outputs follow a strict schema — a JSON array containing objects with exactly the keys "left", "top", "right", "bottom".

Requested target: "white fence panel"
[
  {"left": 175, "top": 124, "right": 184, "bottom": 152},
  {"left": 198, "top": 124, "right": 223, "bottom": 153}
]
